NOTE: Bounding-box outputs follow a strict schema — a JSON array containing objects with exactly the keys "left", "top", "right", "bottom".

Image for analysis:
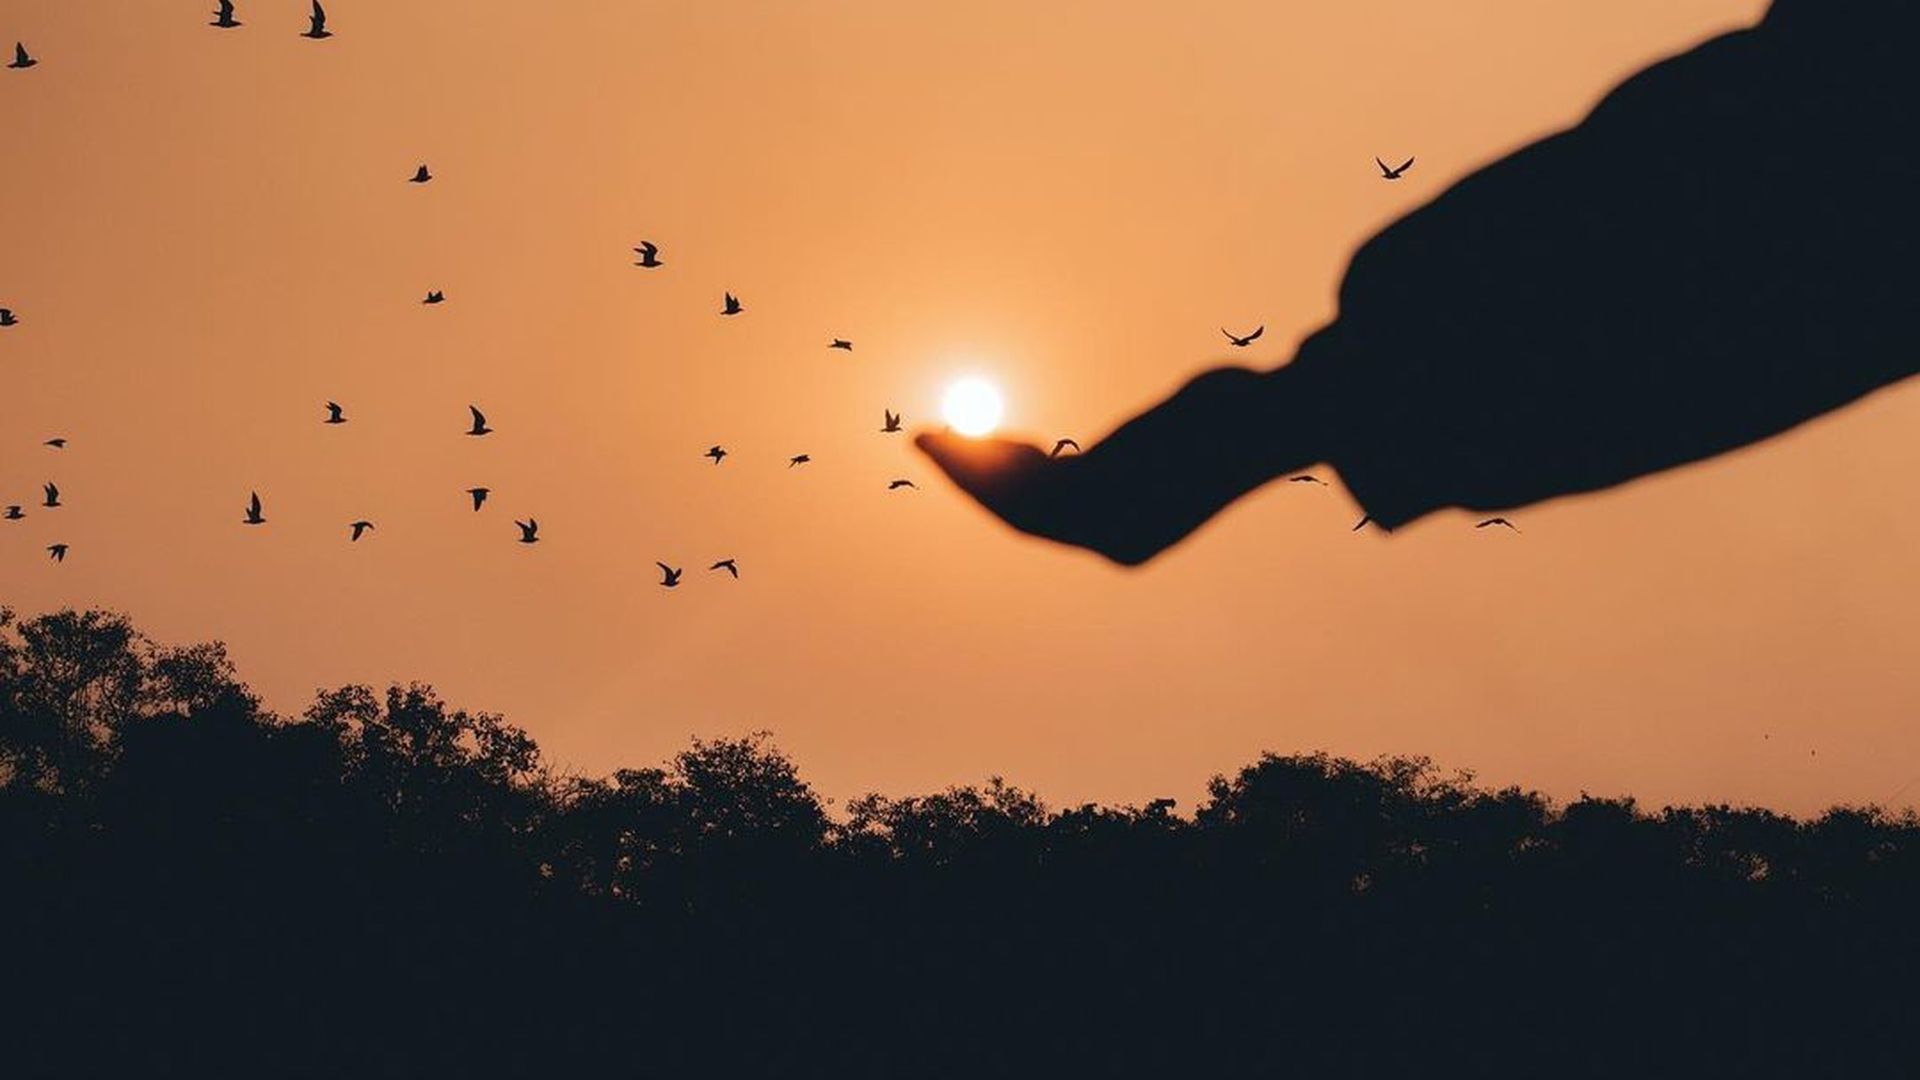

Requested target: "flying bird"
[
  {"left": 829, "top": 338, "right": 852, "bottom": 351},
  {"left": 44, "top": 438, "right": 66, "bottom": 449},
  {"left": 466, "top": 406, "right": 492, "bottom": 436},
  {"left": 1223, "top": 326, "right": 1264, "bottom": 348},
  {"left": 888, "top": 479, "right": 918, "bottom": 491},
  {"left": 633, "top": 241, "right": 661, "bottom": 268},
  {"left": 1376, "top": 156, "right": 1416, "bottom": 180},
  {"left": 243, "top": 492, "right": 265, "bottom": 525},
  {"left": 1288, "top": 474, "right": 1326, "bottom": 485},
  {"left": 709, "top": 558, "right": 739, "bottom": 579},
  {"left": 9, "top": 43, "right": 36, "bottom": 69},
  {"left": 516, "top": 519, "right": 539, "bottom": 544},
  {"left": 788, "top": 454, "right": 811, "bottom": 467},
  {"left": 705, "top": 445, "right": 727, "bottom": 464},
  {"left": 1050, "top": 439, "right": 1081, "bottom": 457},
  {"left": 47, "top": 544, "right": 66, "bottom": 563},
  {"left": 324, "top": 401, "right": 346, "bottom": 424},
  {"left": 882, "top": 410, "right": 902, "bottom": 433},
  {"left": 210, "top": 1, "right": 240, "bottom": 28},
  {"left": 348, "top": 520, "right": 374, "bottom": 541},
  {"left": 1475, "top": 517, "right": 1520, "bottom": 532},
  {"left": 721, "top": 292, "right": 742, "bottom": 316},
  {"left": 0, "top": 309, "right": 16, "bottom": 326},
  {"left": 301, "top": 1, "right": 330, "bottom": 39},
  {"left": 409, "top": 164, "right": 432, "bottom": 183},
  {"left": 422, "top": 290, "right": 445, "bottom": 304},
  {"left": 4, "top": 506, "right": 22, "bottom": 520},
  {"left": 656, "top": 562, "right": 683, "bottom": 588},
  {"left": 467, "top": 487, "right": 490, "bottom": 511},
  {"left": 42, "top": 483, "right": 59, "bottom": 508}
]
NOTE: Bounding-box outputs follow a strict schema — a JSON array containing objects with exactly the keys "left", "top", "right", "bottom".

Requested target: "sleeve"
[{"left": 1295, "top": 0, "right": 1920, "bottom": 528}]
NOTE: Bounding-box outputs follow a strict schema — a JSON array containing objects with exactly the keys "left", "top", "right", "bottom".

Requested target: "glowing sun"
[{"left": 941, "top": 377, "right": 1005, "bottom": 437}]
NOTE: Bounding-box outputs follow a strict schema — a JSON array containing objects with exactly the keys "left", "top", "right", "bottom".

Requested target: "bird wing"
[
  {"left": 1398, "top": 156, "right": 1415, "bottom": 173},
  {"left": 15, "top": 44, "right": 27, "bottom": 63},
  {"left": 311, "top": 2, "right": 325, "bottom": 28},
  {"left": 1246, "top": 325, "right": 1264, "bottom": 342},
  {"left": 469, "top": 405, "right": 486, "bottom": 428},
  {"left": 249, "top": 492, "right": 261, "bottom": 515}
]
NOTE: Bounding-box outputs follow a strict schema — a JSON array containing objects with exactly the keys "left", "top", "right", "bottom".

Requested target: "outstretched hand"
[
  {"left": 916, "top": 366, "right": 1333, "bottom": 565},
  {"left": 915, "top": 432, "right": 1154, "bottom": 564}
]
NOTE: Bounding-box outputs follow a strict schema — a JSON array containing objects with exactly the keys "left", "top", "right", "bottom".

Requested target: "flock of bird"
[{"left": 4, "top": 4, "right": 1509, "bottom": 583}]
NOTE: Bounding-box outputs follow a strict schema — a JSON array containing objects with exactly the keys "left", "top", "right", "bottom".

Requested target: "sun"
[{"left": 940, "top": 377, "right": 1005, "bottom": 437}]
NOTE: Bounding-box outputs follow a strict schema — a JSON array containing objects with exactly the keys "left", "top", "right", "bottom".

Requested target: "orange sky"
[{"left": 13, "top": 0, "right": 1917, "bottom": 816}]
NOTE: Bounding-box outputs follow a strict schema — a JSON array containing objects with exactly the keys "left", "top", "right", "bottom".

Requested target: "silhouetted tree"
[{"left": 4, "top": 607, "right": 1920, "bottom": 1077}]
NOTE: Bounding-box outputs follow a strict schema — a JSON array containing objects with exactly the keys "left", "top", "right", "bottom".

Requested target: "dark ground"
[{"left": 3, "top": 607, "right": 1916, "bottom": 1077}]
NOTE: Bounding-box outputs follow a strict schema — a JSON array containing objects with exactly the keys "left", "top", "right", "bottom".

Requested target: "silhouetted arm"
[{"left": 921, "top": 0, "right": 1920, "bottom": 563}]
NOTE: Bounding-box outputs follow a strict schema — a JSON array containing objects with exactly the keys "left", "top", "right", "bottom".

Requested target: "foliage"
[{"left": 1, "top": 608, "right": 1915, "bottom": 1077}]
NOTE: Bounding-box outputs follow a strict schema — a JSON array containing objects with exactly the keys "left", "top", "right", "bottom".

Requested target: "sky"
[{"left": 14, "top": 0, "right": 1918, "bottom": 816}]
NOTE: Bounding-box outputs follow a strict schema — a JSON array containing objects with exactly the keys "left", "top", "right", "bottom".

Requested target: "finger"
[{"left": 913, "top": 433, "right": 1049, "bottom": 507}]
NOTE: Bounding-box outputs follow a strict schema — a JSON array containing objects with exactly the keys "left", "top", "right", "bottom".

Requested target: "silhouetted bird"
[
  {"left": 423, "top": 290, "right": 445, "bottom": 305},
  {"left": 1289, "top": 474, "right": 1327, "bottom": 485},
  {"left": 709, "top": 558, "right": 739, "bottom": 578},
  {"left": 467, "top": 487, "right": 490, "bottom": 511},
  {"left": 633, "top": 242, "right": 661, "bottom": 268},
  {"left": 889, "top": 479, "right": 918, "bottom": 490},
  {"left": 1223, "top": 326, "right": 1264, "bottom": 348},
  {"left": 705, "top": 445, "right": 727, "bottom": 464},
  {"left": 0, "top": 309, "right": 16, "bottom": 326},
  {"left": 516, "top": 519, "right": 539, "bottom": 544},
  {"left": 882, "top": 410, "right": 902, "bottom": 433},
  {"left": 324, "top": 402, "right": 346, "bottom": 424},
  {"left": 1376, "top": 156, "right": 1415, "bottom": 180},
  {"left": 46, "top": 544, "right": 66, "bottom": 562},
  {"left": 656, "top": 562, "right": 683, "bottom": 587},
  {"left": 302, "top": 1, "right": 330, "bottom": 39},
  {"left": 1476, "top": 517, "right": 1520, "bottom": 532},
  {"left": 243, "top": 492, "right": 265, "bottom": 525},
  {"left": 4, "top": 506, "right": 22, "bottom": 520},
  {"left": 830, "top": 338, "right": 853, "bottom": 351},
  {"left": 409, "top": 164, "right": 431, "bottom": 183},
  {"left": 722, "top": 292, "right": 742, "bottom": 316},
  {"left": 1051, "top": 439, "right": 1081, "bottom": 457},
  {"left": 9, "top": 43, "right": 36, "bottom": 69},
  {"left": 42, "top": 483, "right": 59, "bottom": 508},
  {"left": 466, "top": 406, "right": 492, "bottom": 436},
  {"left": 789, "top": 454, "right": 810, "bottom": 467},
  {"left": 348, "top": 520, "right": 374, "bottom": 541},
  {"left": 211, "top": 1, "right": 240, "bottom": 29},
  {"left": 44, "top": 438, "right": 66, "bottom": 449}
]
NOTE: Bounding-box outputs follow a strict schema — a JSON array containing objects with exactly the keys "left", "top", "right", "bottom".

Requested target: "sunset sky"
[{"left": 12, "top": 0, "right": 1917, "bottom": 815}]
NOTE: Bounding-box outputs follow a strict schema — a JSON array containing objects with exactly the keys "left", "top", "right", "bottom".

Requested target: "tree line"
[{"left": 2, "top": 607, "right": 1915, "bottom": 1077}]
